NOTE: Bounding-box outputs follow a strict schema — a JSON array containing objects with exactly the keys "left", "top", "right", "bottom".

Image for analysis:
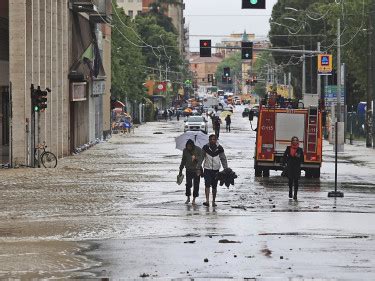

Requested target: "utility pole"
[
  {"left": 317, "top": 42, "right": 321, "bottom": 98},
  {"left": 302, "top": 45, "right": 306, "bottom": 97},
  {"left": 371, "top": 2, "right": 375, "bottom": 148},
  {"left": 288, "top": 72, "right": 292, "bottom": 98},
  {"left": 337, "top": 19, "right": 342, "bottom": 123},
  {"left": 367, "top": 12, "right": 373, "bottom": 147}
]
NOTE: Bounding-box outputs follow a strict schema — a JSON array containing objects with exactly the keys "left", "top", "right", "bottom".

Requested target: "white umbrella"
[{"left": 175, "top": 131, "right": 208, "bottom": 151}]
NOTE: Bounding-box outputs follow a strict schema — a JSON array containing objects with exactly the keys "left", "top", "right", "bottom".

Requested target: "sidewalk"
[{"left": 323, "top": 139, "right": 375, "bottom": 170}]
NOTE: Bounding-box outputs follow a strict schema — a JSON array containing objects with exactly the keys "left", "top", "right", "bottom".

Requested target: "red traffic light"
[{"left": 200, "top": 40, "right": 211, "bottom": 57}]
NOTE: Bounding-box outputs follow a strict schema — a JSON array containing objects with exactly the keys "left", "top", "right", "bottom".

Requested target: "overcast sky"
[{"left": 184, "top": 0, "right": 278, "bottom": 52}]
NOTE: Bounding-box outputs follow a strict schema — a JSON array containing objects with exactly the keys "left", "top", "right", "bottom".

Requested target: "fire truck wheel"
[
  {"left": 255, "top": 166, "right": 262, "bottom": 177},
  {"left": 312, "top": 168, "right": 321, "bottom": 178},
  {"left": 262, "top": 169, "right": 270, "bottom": 177},
  {"left": 305, "top": 169, "right": 313, "bottom": 178}
]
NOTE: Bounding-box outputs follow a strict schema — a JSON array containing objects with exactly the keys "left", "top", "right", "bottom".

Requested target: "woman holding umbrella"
[{"left": 179, "top": 139, "right": 203, "bottom": 205}]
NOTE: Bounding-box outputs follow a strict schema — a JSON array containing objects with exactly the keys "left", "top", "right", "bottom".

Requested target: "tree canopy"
[{"left": 269, "top": 0, "right": 372, "bottom": 105}]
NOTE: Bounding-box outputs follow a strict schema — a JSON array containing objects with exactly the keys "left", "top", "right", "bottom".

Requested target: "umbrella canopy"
[
  {"left": 113, "top": 100, "right": 125, "bottom": 108},
  {"left": 220, "top": 111, "right": 233, "bottom": 118},
  {"left": 175, "top": 131, "right": 208, "bottom": 151}
]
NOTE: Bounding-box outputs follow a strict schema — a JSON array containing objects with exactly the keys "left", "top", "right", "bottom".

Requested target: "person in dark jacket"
[
  {"left": 225, "top": 114, "right": 231, "bottom": 132},
  {"left": 179, "top": 139, "right": 203, "bottom": 205},
  {"left": 202, "top": 134, "right": 228, "bottom": 207},
  {"left": 213, "top": 115, "right": 222, "bottom": 139},
  {"left": 282, "top": 136, "right": 304, "bottom": 200}
]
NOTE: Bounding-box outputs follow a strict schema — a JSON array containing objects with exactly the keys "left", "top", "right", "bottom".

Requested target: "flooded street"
[{"left": 1, "top": 108, "right": 375, "bottom": 279}]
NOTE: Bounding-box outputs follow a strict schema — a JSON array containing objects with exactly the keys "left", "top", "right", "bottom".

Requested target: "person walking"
[
  {"left": 179, "top": 139, "right": 203, "bottom": 205},
  {"left": 282, "top": 136, "right": 304, "bottom": 200},
  {"left": 202, "top": 134, "right": 228, "bottom": 207},
  {"left": 163, "top": 109, "right": 168, "bottom": 121},
  {"left": 176, "top": 110, "right": 181, "bottom": 121},
  {"left": 225, "top": 114, "right": 231, "bottom": 132},
  {"left": 213, "top": 115, "right": 222, "bottom": 139}
]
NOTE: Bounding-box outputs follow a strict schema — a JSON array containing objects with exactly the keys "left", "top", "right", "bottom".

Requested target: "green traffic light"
[
  {"left": 34, "top": 106, "right": 39, "bottom": 112},
  {"left": 250, "top": 0, "right": 258, "bottom": 4}
]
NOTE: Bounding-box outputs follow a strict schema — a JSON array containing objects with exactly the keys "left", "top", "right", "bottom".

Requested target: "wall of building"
[
  {"left": 189, "top": 55, "right": 223, "bottom": 87},
  {"left": 102, "top": 24, "right": 111, "bottom": 138},
  {"left": 167, "top": 1, "right": 184, "bottom": 54},
  {"left": 118, "top": 0, "right": 142, "bottom": 18},
  {"left": 9, "top": 0, "right": 70, "bottom": 165}
]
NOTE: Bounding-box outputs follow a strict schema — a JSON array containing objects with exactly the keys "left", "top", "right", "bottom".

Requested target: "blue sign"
[{"left": 321, "top": 56, "right": 329, "bottom": 66}]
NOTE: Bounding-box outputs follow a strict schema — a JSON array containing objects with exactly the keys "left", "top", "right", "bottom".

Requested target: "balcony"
[{"left": 70, "top": 0, "right": 112, "bottom": 24}]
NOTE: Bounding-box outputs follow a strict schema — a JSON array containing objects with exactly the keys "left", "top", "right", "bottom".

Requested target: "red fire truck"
[{"left": 252, "top": 98, "right": 323, "bottom": 178}]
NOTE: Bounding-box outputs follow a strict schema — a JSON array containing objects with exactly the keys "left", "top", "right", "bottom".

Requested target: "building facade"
[
  {"left": 189, "top": 54, "right": 223, "bottom": 88},
  {"left": 0, "top": 0, "right": 111, "bottom": 166},
  {"left": 142, "top": 0, "right": 186, "bottom": 55},
  {"left": 117, "top": 0, "right": 143, "bottom": 18}
]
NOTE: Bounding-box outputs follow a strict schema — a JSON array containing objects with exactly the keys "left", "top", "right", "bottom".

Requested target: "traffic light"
[
  {"left": 228, "top": 78, "right": 233, "bottom": 84},
  {"left": 241, "top": 41, "right": 253, "bottom": 60},
  {"left": 246, "top": 79, "right": 250, "bottom": 85},
  {"left": 223, "top": 67, "right": 230, "bottom": 77},
  {"left": 32, "top": 86, "right": 48, "bottom": 112},
  {"left": 222, "top": 76, "right": 227, "bottom": 84},
  {"left": 200, "top": 39, "right": 211, "bottom": 57},
  {"left": 242, "top": 0, "right": 266, "bottom": 9}
]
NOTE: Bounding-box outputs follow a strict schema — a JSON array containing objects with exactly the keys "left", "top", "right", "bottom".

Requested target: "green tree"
[
  {"left": 111, "top": 3, "right": 147, "bottom": 102},
  {"left": 269, "top": 0, "right": 371, "bottom": 104}
]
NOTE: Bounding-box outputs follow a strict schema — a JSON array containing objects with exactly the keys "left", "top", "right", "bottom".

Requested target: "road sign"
[
  {"left": 318, "top": 54, "right": 333, "bottom": 75},
  {"left": 324, "top": 85, "right": 344, "bottom": 106}
]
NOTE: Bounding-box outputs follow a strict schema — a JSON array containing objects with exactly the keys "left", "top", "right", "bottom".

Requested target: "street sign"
[
  {"left": 324, "top": 85, "right": 344, "bottom": 106},
  {"left": 318, "top": 54, "right": 333, "bottom": 75}
]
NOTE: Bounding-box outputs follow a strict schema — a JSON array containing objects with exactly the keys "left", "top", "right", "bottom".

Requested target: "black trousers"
[
  {"left": 215, "top": 127, "right": 220, "bottom": 139},
  {"left": 186, "top": 170, "right": 200, "bottom": 197},
  {"left": 226, "top": 123, "right": 231, "bottom": 132},
  {"left": 288, "top": 177, "right": 299, "bottom": 193}
]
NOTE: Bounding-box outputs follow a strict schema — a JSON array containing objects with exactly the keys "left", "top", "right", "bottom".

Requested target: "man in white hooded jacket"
[{"left": 202, "top": 134, "right": 228, "bottom": 207}]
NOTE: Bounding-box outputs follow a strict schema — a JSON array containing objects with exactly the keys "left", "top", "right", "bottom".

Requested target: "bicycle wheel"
[{"left": 41, "top": 152, "right": 57, "bottom": 168}]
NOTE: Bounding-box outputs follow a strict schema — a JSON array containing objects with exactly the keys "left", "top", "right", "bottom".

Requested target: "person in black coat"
[
  {"left": 282, "top": 136, "right": 304, "bottom": 200},
  {"left": 225, "top": 114, "right": 231, "bottom": 132}
]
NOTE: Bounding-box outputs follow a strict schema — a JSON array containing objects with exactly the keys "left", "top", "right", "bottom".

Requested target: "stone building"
[
  {"left": 189, "top": 54, "right": 223, "bottom": 88},
  {"left": 0, "top": 0, "right": 111, "bottom": 166},
  {"left": 117, "top": 0, "right": 143, "bottom": 18},
  {"left": 142, "top": 0, "right": 186, "bottom": 55}
]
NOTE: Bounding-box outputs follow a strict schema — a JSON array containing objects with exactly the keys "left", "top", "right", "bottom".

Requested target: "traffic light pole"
[{"left": 30, "top": 84, "right": 35, "bottom": 168}]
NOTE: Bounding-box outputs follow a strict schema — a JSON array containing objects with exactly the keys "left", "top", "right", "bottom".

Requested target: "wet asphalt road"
[{"left": 0, "top": 106, "right": 375, "bottom": 279}]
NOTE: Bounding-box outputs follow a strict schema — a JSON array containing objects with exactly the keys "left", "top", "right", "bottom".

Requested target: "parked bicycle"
[{"left": 34, "top": 142, "right": 57, "bottom": 168}]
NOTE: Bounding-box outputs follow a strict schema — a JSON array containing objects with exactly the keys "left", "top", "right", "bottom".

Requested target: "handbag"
[
  {"left": 176, "top": 173, "right": 184, "bottom": 185},
  {"left": 281, "top": 165, "right": 288, "bottom": 177}
]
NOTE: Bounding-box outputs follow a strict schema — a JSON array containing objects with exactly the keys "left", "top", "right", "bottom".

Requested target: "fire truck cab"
[{"left": 252, "top": 96, "right": 323, "bottom": 178}]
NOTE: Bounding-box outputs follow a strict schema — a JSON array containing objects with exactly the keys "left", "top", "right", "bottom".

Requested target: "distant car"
[
  {"left": 223, "top": 106, "right": 234, "bottom": 113},
  {"left": 184, "top": 116, "right": 208, "bottom": 134}
]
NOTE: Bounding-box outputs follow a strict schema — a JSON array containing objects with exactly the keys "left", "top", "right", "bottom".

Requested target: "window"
[
  {"left": 137, "top": 10, "right": 142, "bottom": 15},
  {"left": 128, "top": 10, "right": 133, "bottom": 17}
]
